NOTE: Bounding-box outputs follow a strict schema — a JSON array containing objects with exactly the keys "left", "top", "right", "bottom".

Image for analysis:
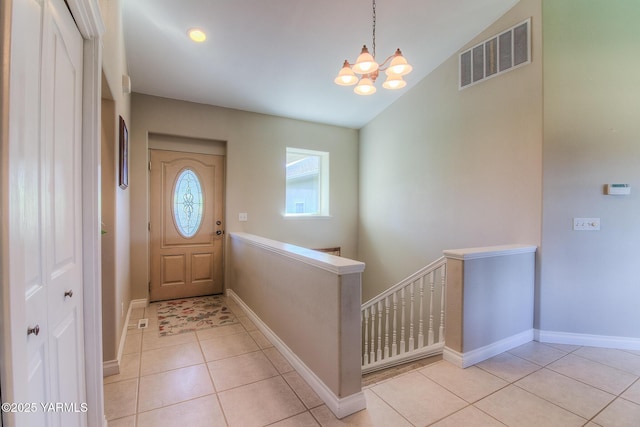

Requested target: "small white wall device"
[
  {"left": 606, "top": 184, "right": 631, "bottom": 195},
  {"left": 122, "top": 74, "right": 132, "bottom": 94}
]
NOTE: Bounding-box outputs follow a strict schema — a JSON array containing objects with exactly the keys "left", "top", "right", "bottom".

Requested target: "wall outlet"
[
  {"left": 573, "top": 218, "right": 600, "bottom": 231},
  {"left": 239, "top": 212, "right": 248, "bottom": 222}
]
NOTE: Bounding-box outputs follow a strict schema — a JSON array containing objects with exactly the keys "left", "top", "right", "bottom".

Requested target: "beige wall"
[
  {"left": 130, "top": 94, "right": 359, "bottom": 300},
  {"left": 540, "top": 0, "right": 640, "bottom": 338},
  {"left": 100, "top": 97, "right": 117, "bottom": 360},
  {"left": 358, "top": 0, "right": 543, "bottom": 301},
  {"left": 100, "top": 0, "right": 132, "bottom": 361}
]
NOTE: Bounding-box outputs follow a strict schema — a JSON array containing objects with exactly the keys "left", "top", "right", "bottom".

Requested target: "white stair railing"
[{"left": 362, "top": 257, "right": 446, "bottom": 374}]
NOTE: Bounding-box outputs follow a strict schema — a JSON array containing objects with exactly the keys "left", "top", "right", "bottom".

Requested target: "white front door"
[{"left": 6, "top": 0, "right": 86, "bottom": 425}]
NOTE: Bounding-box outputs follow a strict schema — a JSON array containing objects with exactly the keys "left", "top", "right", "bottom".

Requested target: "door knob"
[
  {"left": 216, "top": 221, "right": 222, "bottom": 226},
  {"left": 27, "top": 325, "right": 40, "bottom": 336},
  {"left": 64, "top": 289, "right": 73, "bottom": 298},
  {"left": 216, "top": 230, "right": 223, "bottom": 235}
]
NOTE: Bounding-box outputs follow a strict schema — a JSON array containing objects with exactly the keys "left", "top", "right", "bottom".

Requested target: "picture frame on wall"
[{"left": 119, "top": 115, "right": 128, "bottom": 189}]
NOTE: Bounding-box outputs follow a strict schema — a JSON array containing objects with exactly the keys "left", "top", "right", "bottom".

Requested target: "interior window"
[{"left": 285, "top": 147, "right": 329, "bottom": 216}]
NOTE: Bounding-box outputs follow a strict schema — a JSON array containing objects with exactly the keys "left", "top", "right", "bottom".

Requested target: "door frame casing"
[
  {"left": 0, "top": 0, "right": 105, "bottom": 426},
  {"left": 76, "top": 1, "right": 106, "bottom": 423}
]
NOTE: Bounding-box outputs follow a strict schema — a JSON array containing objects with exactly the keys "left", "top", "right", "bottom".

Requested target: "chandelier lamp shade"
[{"left": 334, "top": 0, "right": 413, "bottom": 95}]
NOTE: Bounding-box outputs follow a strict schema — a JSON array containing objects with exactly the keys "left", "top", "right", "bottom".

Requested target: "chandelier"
[{"left": 334, "top": 0, "right": 413, "bottom": 95}]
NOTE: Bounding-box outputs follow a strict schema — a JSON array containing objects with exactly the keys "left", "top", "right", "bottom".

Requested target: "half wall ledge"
[
  {"left": 443, "top": 244, "right": 537, "bottom": 368},
  {"left": 227, "top": 232, "right": 366, "bottom": 418}
]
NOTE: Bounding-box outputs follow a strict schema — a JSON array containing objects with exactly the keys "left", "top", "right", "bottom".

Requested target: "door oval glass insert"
[{"left": 173, "top": 168, "right": 204, "bottom": 238}]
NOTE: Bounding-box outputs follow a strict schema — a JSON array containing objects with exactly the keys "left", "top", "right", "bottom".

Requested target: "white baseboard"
[
  {"left": 131, "top": 298, "right": 148, "bottom": 310},
  {"left": 444, "top": 329, "right": 534, "bottom": 368},
  {"left": 103, "top": 298, "right": 148, "bottom": 377},
  {"left": 535, "top": 329, "right": 640, "bottom": 351},
  {"left": 226, "top": 289, "right": 366, "bottom": 419},
  {"left": 117, "top": 299, "right": 148, "bottom": 361},
  {"left": 102, "top": 359, "right": 119, "bottom": 377}
]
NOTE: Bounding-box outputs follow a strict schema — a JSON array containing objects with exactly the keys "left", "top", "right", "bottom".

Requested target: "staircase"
[{"left": 361, "top": 257, "right": 447, "bottom": 374}]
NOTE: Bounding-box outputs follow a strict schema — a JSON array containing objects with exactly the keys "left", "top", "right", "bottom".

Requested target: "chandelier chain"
[{"left": 372, "top": 0, "right": 376, "bottom": 59}]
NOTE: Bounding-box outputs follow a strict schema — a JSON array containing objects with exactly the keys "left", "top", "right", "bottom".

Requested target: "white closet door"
[
  {"left": 10, "top": 0, "right": 50, "bottom": 425},
  {"left": 42, "top": 2, "right": 86, "bottom": 426},
  {"left": 8, "top": 0, "right": 86, "bottom": 425}
]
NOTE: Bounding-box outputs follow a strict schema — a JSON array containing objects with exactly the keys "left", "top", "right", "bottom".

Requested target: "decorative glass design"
[{"left": 173, "top": 168, "right": 204, "bottom": 238}]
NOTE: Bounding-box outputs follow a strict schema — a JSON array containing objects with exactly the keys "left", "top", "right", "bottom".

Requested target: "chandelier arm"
[
  {"left": 377, "top": 54, "right": 399, "bottom": 70},
  {"left": 344, "top": 52, "right": 397, "bottom": 70}
]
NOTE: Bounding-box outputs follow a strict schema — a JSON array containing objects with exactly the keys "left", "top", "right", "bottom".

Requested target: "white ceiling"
[{"left": 122, "top": 0, "right": 519, "bottom": 129}]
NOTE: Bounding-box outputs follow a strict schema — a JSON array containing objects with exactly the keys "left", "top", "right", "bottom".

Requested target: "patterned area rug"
[{"left": 156, "top": 295, "right": 238, "bottom": 336}]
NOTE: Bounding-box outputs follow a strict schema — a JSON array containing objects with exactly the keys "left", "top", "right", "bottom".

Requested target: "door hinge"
[
  {"left": 148, "top": 222, "right": 151, "bottom": 232},
  {"left": 148, "top": 282, "right": 151, "bottom": 292},
  {"left": 148, "top": 161, "right": 151, "bottom": 171}
]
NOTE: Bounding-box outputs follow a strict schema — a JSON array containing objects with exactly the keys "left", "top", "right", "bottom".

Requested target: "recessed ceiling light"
[{"left": 188, "top": 28, "right": 206, "bottom": 43}]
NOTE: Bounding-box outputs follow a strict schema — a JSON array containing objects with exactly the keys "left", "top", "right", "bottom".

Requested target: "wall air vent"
[{"left": 459, "top": 18, "right": 531, "bottom": 90}]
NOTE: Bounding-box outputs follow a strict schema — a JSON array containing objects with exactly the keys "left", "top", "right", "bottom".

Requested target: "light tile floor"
[{"left": 104, "top": 297, "right": 640, "bottom": 426}]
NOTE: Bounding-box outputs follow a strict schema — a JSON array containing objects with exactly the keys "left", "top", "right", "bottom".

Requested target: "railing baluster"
[
  {"left": 363, "top": 308, "right": 369, "bottom": 365},
  {"left": 384, "top": 296, "right": 390, "bottom": 358},
  {"left": 370, "top": 304, "right": 376, "bottom": 362},
  {"left": 428, "top": 271, "right": 435, "bottom": 345},
  {"left": 391, "top": 292, "right": 398, "bottom": 356},
  {"left": 439, "top": 265, "right": 446, "bottom": 343},
  {"left": 400, "top": 288, "right": 406, "bottom": 354},
  {"left": 377, "top": 301, "right": 383, "bottom": 361},
  {"left": 408, "top": 282, "right": 415, "bottom": 351},
  {"left": 418, "top": 276, "right": 425, "bottom": 348}
]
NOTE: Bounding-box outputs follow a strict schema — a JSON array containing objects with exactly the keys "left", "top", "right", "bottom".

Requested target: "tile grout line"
[
  {"left": 196, "top": 319, "right": 232, "bottom": 427},
  {"left": 137, "top": 301, "right": 226, "bottom": 425},
  {"left": 232, "top": 299, "right": 316, "bottom": 424},
  {"left": 109, "top": 300, "right": 640, "bottom": 426},
  {"left": 587, "top": 375, "right": 640, "bottom": 423},
  {"left": 544, "top": 351, "right": 640, "bottom": 397},
  {"left": 369, "top": 343, "right": 593, "bottom": 426},
  {"left": 478, "top": 345, "right": 640, "bottom": 426},
  {"left": 477, "top": 349, "right": 594, "bottom": 424},
  {"left": 366, "top": 386, "right": 419, "bottom": 426}
]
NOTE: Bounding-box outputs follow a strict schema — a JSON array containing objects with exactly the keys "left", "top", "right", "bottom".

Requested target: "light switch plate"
[
  {"left": 573, "top": 218, "right": 600, "bottom": 231},
  {"left": 239, "top": 212, "right": 248, "bottom": 222}
]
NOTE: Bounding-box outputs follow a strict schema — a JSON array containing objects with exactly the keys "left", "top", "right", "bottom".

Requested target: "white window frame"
[{"left": 284, "top": 147, "right": 330, "bottom": 218}]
